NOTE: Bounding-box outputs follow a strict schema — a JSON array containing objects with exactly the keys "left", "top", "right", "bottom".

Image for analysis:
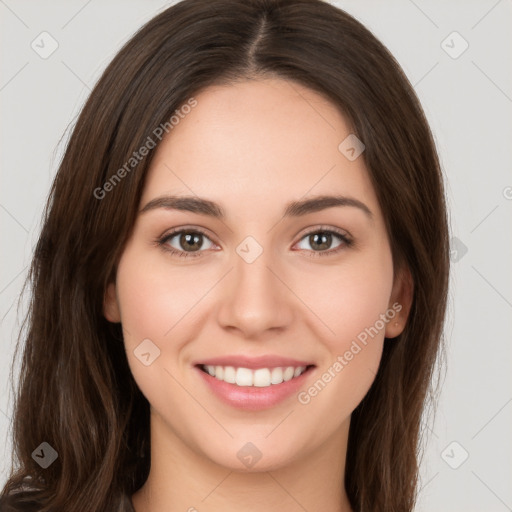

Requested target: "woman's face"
[{"left": 104, "top": 77, "right": 410, "bottom": 471}]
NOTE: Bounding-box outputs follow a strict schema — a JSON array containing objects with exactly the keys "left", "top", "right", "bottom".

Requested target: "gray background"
[{"left": 1, "top": 1, "right": 511, "bottom": 510}]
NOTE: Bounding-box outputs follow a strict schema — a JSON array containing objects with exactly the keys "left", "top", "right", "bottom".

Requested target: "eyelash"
[{"left": 156, "top": 225, "right": 353, "bottom": 259}]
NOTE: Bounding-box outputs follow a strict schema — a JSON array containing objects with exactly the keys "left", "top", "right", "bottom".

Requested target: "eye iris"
[
  {"left": 181, "top": 232, "right": 202, "bottom": 251},
  {"left": 310, "top": 232, "right": 332, "bottom": 251}
]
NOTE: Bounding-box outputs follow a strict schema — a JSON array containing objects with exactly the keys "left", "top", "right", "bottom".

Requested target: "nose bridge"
[
  {"left": 217, "top": 235, "right": 293, "bottom": 336},
  {"left": 235, "top": 243, "right": 275, "bottom": 298}
]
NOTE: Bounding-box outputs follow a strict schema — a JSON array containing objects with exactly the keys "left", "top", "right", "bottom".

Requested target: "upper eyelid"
[{"left": 296, "top": 225, "right": 351, "bottom": 239}]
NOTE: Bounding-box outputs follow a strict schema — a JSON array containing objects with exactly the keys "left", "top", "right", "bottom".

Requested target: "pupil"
[
  {"left": 182, "top": 232, "right": 201, "bottom": 251},
  {"left": 311, "top": 232, "right": 331, "bottom": 251}
]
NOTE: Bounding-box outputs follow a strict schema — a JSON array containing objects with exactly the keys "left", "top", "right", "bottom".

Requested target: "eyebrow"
[{"left": 140, "top": 194, "right": 373, "bottom": 219}]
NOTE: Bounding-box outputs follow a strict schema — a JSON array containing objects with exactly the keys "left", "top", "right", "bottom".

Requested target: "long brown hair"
[{"left": 0, "top": 1, "right": 449, "bottom": 510}]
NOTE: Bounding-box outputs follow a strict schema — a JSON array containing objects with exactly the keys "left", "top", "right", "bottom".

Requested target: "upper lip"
[{"left": 195, "top": 355, "right": 315, "bottom": 370}]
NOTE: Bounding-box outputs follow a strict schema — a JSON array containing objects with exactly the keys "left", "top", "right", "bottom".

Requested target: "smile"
[{"left": 195, "top": 360, "right": 316, "bottom": 411}]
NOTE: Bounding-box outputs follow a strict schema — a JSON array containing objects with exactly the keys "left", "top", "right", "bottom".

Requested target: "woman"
[{"left": 0, "top": 0, "right": 449, "bottom": 511}]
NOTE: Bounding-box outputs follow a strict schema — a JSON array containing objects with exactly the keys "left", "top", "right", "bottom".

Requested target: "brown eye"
[
  {"left": 159, "top": 229, "right": 215, "bottom": 257},
  {"left": 176, "top": 232, "right": 204, "bottom": 252},
  {"left": 308, "top": 232, "right": 335, "bottom": 251},
  {"left": 295, "top": 228, "right": 352, "bottom": 257}
]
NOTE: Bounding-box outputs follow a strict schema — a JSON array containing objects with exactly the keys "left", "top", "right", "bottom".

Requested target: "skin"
[{"left": 103, "top": 77, "right": 412, "bottom": 512}]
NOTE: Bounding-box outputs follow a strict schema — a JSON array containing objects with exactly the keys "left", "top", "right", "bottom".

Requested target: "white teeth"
[
  {"left": 283, "top": 367, "right": 295, "bottom": 381},
  {"left": 253, "top": 368, "right": 271, "bottom": 387},
  {"left": 223, "top": 366, "right": 236, "bottom": 384},
  {"left": 215, "top": 365, "right": 224, "bottom": 380},
  {"left": 202, "top": 364, "right": 308, "bottom": 387},
  {"left": 270, "top": 367, "right": 283, "bottom": 384},
  {"left": 236, "top": 367, "right": 253, "bottom": 386}
]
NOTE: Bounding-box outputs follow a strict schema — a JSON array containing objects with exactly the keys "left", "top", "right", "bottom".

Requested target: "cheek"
[
  {"left": 114, "top": 246, "right": 201, "bottom": 410},
  {"left": 115, "top": 244, "right": 207, "bottom": 343},
  {"left": 296, "top": 251, "right": 394, "bottom": 350},
  {"left": 293, "top": 248, "right": 394, "bottom": 410}
]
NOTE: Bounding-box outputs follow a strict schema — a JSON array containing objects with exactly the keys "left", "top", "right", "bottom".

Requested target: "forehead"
[{"left": 141, "top": 78, "right": 380, "bottom": 220}]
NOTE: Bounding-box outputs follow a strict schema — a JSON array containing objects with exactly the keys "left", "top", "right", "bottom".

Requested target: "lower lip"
[{"left": 195, "top": 366, "right": 315, "bottom": 411}]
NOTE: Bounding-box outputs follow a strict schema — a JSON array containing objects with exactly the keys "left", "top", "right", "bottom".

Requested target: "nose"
[{"left": 216, "top": 245, "right": 294, "bottom": 339}]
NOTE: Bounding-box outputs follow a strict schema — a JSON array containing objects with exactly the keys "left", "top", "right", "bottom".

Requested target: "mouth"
[{"left": 194, "top": 361, "right": 316, "bottom": 411}]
